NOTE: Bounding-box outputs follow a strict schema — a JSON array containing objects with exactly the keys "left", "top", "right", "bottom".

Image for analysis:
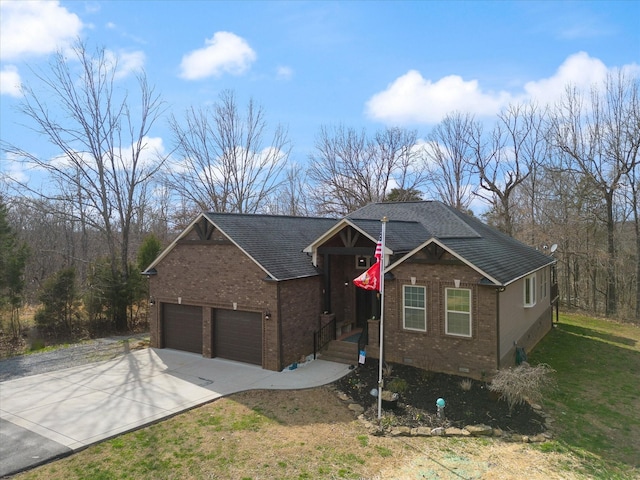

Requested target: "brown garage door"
[
  {"left": 163, "top": 304, "right": 203, "bottom": 354},
  {"left": 214, "top": 309, "right": 262, "bottom": 365}
]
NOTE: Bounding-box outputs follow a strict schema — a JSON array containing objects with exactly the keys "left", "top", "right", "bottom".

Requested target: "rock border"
[{"left": 334, "top": 387, "right": 554, "bottom": 443}]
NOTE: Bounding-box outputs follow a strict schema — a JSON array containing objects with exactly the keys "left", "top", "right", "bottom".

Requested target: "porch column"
[{"left": 323, "top": 253, "right": 331, "bottom": 312}]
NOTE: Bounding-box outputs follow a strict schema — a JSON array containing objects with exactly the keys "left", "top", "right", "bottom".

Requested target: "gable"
[
  {"left": 348, "top": 201, "right": 555, "bottom": 285},
  {"left": 144, "top": 213, "right": 337, "bottom": 282}
]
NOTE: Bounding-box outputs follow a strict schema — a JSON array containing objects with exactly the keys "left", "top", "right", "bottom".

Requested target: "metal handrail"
[{"left": 314, "top": 316, "right": 336, "bottom": 359}]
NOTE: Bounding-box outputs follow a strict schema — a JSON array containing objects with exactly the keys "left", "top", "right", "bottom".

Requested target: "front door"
[{"left": 356, "top": 289, "right": 379, "bottom": 328}]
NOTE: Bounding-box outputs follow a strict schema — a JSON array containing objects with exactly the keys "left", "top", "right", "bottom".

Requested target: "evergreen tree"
[{"left": 0, "top": 197, "right": 29, "bottom": 337}]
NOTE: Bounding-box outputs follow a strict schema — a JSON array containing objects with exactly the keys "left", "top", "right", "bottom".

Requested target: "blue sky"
[{"left": 1, "top": 0, "right": 639, "bottom": 190}]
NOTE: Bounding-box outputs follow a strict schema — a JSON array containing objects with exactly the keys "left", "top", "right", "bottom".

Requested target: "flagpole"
[{"left": 377, "top": 216, "right": 388, "bottom": 420}]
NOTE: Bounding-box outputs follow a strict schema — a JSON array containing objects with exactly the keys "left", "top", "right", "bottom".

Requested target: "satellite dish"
[{"left": 550, "top": 244, "right": 558, "bottom": 254}]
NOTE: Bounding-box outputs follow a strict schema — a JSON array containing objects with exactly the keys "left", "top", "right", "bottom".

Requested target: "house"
[{"left": 144, "top": 201, "right": 558, "bottom": 379}]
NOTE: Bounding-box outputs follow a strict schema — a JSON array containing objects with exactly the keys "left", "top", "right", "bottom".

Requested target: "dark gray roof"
[
  {"left": 348, "top": 218, "right": 430, "bottom": 254},
  {"left": 348, "top": 201, "right": 554, "bottom": 285},
  {"left": 204, "top": 212, "right": 336, "bottom": 281},
  {"left": 187, "top": 201, "right": 552, "bottom": 285},
  {"left": 348, "top": 201, "right": 481, "bottom": 239}
]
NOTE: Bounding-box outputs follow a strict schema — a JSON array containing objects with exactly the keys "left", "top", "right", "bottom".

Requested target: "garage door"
[
  {"left": 163, "top": 304, "right": 203, "bottom": 354},
  {"left": 214, "top": 309, "right": 262, "bottom": 365}
]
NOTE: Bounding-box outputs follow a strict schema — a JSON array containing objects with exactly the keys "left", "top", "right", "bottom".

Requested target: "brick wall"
[
  {"left": 367, "top": 257, "right": 498, "bottom": 380},
  {"left": 278, "top": 276, "right": 323, "bottom": 367},
  {"left": 149, "top": 238, "right": 280, "bottom": 369}
]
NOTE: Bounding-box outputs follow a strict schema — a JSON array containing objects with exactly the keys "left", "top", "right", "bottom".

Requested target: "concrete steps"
[{"left": 320, "top": 340, "right": 358, "bottom": 365}]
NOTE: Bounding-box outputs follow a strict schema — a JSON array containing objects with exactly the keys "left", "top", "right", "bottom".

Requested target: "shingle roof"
[
  {"left": 204, "top": 213, "right": 336, "bottom": 281},
  {"left": 347, "top": 201, "right": 554, "bottom": 285},
  {"left": 150, "top": 201, "right": 553, "bottom": 286},
  {"left": 347, "top": 218, "right": 430, "bottom": 254},
  {"left": 348, "top": 201, "right": 481, "bottom": 239}
]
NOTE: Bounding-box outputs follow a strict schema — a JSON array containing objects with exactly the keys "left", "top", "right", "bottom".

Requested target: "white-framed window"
[
  {"left": 445, "top": 288, "right": 472, "bottom": 337},
  {"left": 403, "top": 285, "right": 426, "bottom": 331},
  {"left": 540, "top": 269, "right": 548, "bottom": 299},
  {"left": 524, "top": 274, "right": 536, "bottom": 307}
]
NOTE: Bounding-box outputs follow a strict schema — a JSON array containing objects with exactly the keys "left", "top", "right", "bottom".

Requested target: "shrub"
[
  {"left": 488, "top": 362, "right": 555, "bottom": 412},
  {"left": 459, "top": 378, "right": 473, "bottom": 391},
  {"left": 387, "top": 377, "right": 408, "bottom": 394}
]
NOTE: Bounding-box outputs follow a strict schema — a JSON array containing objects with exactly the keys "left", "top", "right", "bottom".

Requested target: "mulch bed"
[{"left": 334, "top": 359, "right": 546, "bottom": 436}]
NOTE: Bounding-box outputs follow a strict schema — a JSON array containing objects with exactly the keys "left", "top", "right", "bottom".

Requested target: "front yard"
[{"left": 13, "top": 312, "right": 640, "bottom": 479}]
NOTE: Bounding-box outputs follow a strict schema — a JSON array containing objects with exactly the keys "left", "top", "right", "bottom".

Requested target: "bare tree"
[
  {"left": 2, "top": 41, "right": 167, "bottom": 330},
  {"left": 166, "top": 90, "right": 289, "bottom": 214},
  {"left": 550, "top": 72, "right": 639, "bottom": 316},
  {"left": 308, "top": 125, "right": 425, "bottom": 215},
  {"left": 628, "top": 163, "right": 640, "bottom": 319},
  {"left": 263, "top": 164, "right": 313, "bottom": 216},
  {"left": 469, "top": 103, "right": 548, "bottom": 236},
  {"left": 423, "top": 112, "right": 476, "bottom": 212}
]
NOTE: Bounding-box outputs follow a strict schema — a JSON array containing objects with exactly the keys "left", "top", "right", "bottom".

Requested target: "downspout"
[
  {"left": 277, "top": 281, "right": 283, "bottom": 371},
  {"left": 495, "top": 286, "right": 502, "bottom": 370}
]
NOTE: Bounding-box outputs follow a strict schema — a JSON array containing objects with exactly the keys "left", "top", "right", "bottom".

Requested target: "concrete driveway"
[{"left": 0, "top": 348, "right": 352, "bottom": 477}]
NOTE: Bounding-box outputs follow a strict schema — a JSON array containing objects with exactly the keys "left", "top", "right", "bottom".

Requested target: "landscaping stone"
[
  {"left": 445, "top": 427, "right": 470, "bottom": 436},
  {"left": 390, "top": 426, "right": 411, "bottom": 436},
  {"left": 348, "top": 403, "right": 364, "bottom": 414},
  {"left": 465, "top": 424, "right": 493, "bottom": 436}
]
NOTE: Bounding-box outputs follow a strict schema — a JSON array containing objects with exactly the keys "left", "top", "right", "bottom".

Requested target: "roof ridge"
[{"left": 205, "top": 212, "right": 336, "bottom": 221}]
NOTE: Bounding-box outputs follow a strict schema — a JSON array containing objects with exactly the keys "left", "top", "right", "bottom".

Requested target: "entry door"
[{"left": 356, "top": 289, "right": 379, "bottom": 328}]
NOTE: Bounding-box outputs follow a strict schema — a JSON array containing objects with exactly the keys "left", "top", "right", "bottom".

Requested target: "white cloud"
[
  {"left": 521, "top": 52, "right": 610, "bottom": 104},
  {"left": 0, "top": 65, "right": 22, "bottom": 97},
  {"left": 134, "top": 136, "right": 166, "bottom": 170},
  {"left": 522, "top": 52, "right": 640, "bottom": 106},
  {"left": 50, "top": 136, "right": 166, "bottom": 172},
  {"left": 0, "top": 0, "right": 83, "bottom": 61},
  {"left": 366, "top": 53, "right": 639, "bottom": 125},
  {"left": 366, "top": 70, "right": 510, "bottom": 124},
  {"left": 1, "top": 152, "right": 29, "bottom": 184},
  {"left": 276, "top": 65, "right": 293, "bottom": 80},
  {"left": 179, "top": 31, "right": 256, "bottom": 80},
  {"left": 103, "top": 49, "right": 145, "bottom": 80}
]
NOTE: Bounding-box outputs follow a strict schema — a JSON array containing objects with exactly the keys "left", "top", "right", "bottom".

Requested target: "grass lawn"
[
  {"left": 528, "top": 312, "right": 640, "bottom": 478},
  {"left": 13, "top": 313, "right": 640, "bottom": 479}
]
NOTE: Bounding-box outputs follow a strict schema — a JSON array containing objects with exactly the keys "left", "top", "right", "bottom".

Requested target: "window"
[
  {"left": 524, "top": 274, "right": 536, "bottom": 307},
  {"left": 540, "top": 269, "right": 548, "bottom": 299},
  {"left": 446, "top": 288, "right": 472, "bottom": 337},
  {"left": 403, "top": 285, "right": 426, "bottom": 331}
]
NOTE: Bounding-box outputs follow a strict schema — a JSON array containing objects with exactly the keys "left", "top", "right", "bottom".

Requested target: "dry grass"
[{"left": 15, "top": 387, "right": 610, "bottom": 480}]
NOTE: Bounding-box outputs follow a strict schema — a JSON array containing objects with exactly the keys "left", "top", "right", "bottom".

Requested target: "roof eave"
[
  {"left": 388, "top": 237, "right": 502, "bottom": 286},
  {"left": 143, "top": 213, "right": 208, "bottom": 272}
]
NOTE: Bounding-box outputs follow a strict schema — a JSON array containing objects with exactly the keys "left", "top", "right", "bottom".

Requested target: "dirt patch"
[{"left": 334, "top": 359, "right": 547, "bottom": 435}]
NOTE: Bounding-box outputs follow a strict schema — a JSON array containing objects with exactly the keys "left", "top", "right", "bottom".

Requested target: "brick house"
[{"left": 144, "top": 201, "right": 558, "bottom": 379}]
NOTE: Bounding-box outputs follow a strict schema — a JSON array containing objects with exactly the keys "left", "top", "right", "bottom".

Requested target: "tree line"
[{"left": 1, "top": 42, "right": 638, "bottom": 339}]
